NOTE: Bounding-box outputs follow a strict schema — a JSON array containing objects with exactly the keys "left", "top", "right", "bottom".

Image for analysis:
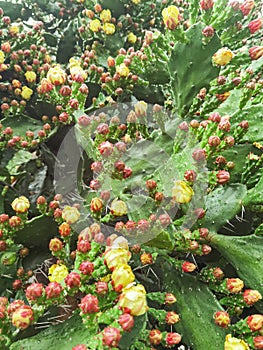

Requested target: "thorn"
[
  {"left": 222, "top": 225, "right": 235, "bottom": 233},
  {"left": 226, "top": 220, "right": 235, "bottom": 228}
]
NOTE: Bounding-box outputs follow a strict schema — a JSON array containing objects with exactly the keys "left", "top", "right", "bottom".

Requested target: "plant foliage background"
[{"left": 0, "top": 0, "right": 262, "bottom": 349}]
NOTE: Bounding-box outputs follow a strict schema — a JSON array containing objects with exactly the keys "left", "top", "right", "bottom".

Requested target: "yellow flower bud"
[
  {"left": 134, "top": 101, "right": 147, "bottom": 117},
  {"left": 11, "top": 196, "right": 30, "bottom": 213},
  {"left": 212, "top": 47, "right": 234, "bottom": 66},
  {"left": 21, "top": 86, "right": 33, "bottom": 100},
  {"left": 48, "top": 264, "right": 68, "bottom": 283},
  {"left": 162, "top": 5, "right": 180, "bottom": 30},
  {"left": 116, "top": 63, "right": 130, "bottom": 78},
  {"left": 25, "top": 71, "right": 37, "bottom": 83},
  {"left": 104, "top": 248, "right": 131, "bottom": 270},
  {"left": 224, "top": 334, "right": 249, "bottom": 350},
  {"left": 132, "top": 0, "right": 141, "bottom": 4},
  {"left": 172, "top": 180, "right": 194, "bottom": 204},
  {"left": 90, "top": 19, "right": 101, "bottom": 32},
  {"left": 9, "top": 26, "right": 20, "bottom": 35},
  {"left": 70, "top": 65, "right": 87, "bottom": 81},
  {"left": 102, "top": 23, "right": 116, "bottom": 35},
  {"left": 111, "top": 264, "right": 135, "bottom": 292},
  {"left": 110, "top": 199, "right": 128, "bottom": 216},
  {"left": 62, "top": 206, "right": 80, "bottom": 224},
  {"left": 47, "top": 65, "right": 67, "bottom": 85},
  {"left": 127, "top": 32, "right": 137, "bottom": 44},
  {"left": 12, "top": 305, "right": 34, "bottom": 330},
  {"left": 100, "top": 9, "right": 111, "bottom": 23},
  {"left": 0, "top": 50, "right": 5, "bottom": 64},
  {"left": 119, "top": 284, "right": 148, "bottom": 316}
]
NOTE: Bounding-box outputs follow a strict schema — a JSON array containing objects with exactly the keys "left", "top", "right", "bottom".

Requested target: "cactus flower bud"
[
  {"left": 214, "top": 311, "right": 231, "bottom": 328},
  {"left": 208, "top": 135, "right": 221, "bottom": 147},
  {"left": 149, "top": 329, "right": 162, "bottom": 345},
  {"left": 46, "top": 66, "right": 67, "bottom": 86},
  {"left": 200, "top": 0, "right": 214, "bottom": 10},
  {"left": 140, "top": 252, "right": 153, "bottom": 265},
  {"left": 11, "top": 196, "right": 30, "bottom": 213},
  {"left": 243, "top": 289, "right": 262, "bottom": 306},
  {"left": 166, "top": 332, "right": 182, "bottom": 346},
  {"left": 166, "top": 311, "right": 180, "bottom": 324},
  {"left": 240, "top": 0, "right": 254, "bottom": 16},
  {"left": 224, "top": 334, "right": 249, "bottom": 350},
  {"left": 119, "top": 284, "right": 148, "bottom": 316},
  {"left": 62, "top": 206, "right": 80, "bottom": 224},
  {"left": 172, "top": 180, "right": 194, "bottom": 204},
  {"left": 49, "top": 238, "right": 63, "bottom": 252},
  {"left": 118, "top": 313, "right": 134, "bottom": 331},
  {"left": 90, "top": 197, "right": 103, "bottom": 212},
  {"left": 182, "top": 261, "right": 196, "bottom": 272},
  {"left": 79, "top": 294, "right": 99, "bottom": 314},
  {"left": 111, "top": 264, "right": 135, "bottom": 292},
  {"left": 110, "top": 199, "right": 128, "bottom": 216},
  {"left": 249, "top": 46, "right": 263, "bottom": 60},
  {"left": 202, "top": 25, "right": 215, "bottom": 37},
  {"left": 95, "top": 281, "right": 108, "bottom": 295},
  {"left": 212, "top": 48, "right": 234, "bottom": 66},
  {"left": 248, "top": 18, "right": 262, "bottom": 34},
  {"left": 59, "top": 222, "right": 71, "bottom": 237},
  {"left": 184, "top": 170, "right": 197, "bottom": 182},
  {"left": 102, "top": 327, "right": 121, "bottom": 348},
  {"left": 79, "top": 261, "right": 94, "bottom": 275},
  {"left": 65, "top": 272, "right": 81, "bottom": 289},
  {"left": 77, "top": 239, "right": 91, "bottom": 253},
  {"left": 217, "top": 170, "right": 230, "bottom": 184},
  {"left": 26, "top": 283, "right": 44, "bottom": 301},
  {"left": 253, "top": 336, "right": 263, "bottom": 349},
  {"left": 9, "top": 216, "right": 22, "bottom": 227},
  {"left": 226, "top": 278, "right": 244, "bottom": 293},
  {"left": 162, "top": 5, "right": 180, "bottom": 30},
  {"left": 247, "top": 314, "right": 263, "bottom": 331},
  {"left": 12, "top": 305, "right": 34, "bottom": 329},
  {"left": 165, "top": 293, "right": 177, "bottom": 304},
  {"left": 72, "top": 345, "right": 87, "bottom": 350}
]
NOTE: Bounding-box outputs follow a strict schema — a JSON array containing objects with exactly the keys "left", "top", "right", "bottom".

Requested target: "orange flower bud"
[
  {"left": 214, "top": 311, "right": 231, "bottom": 328},
  {"left": 226, "top": 278, "right": 244, "bottom": 293},
  {"left": 247, "top": 314, "right": 263, "bottom": 331}
]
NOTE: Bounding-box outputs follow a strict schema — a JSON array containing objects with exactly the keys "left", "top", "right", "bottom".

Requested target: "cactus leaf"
[{"left": 204, "top": 184, "right": 247, "bottom": 231}]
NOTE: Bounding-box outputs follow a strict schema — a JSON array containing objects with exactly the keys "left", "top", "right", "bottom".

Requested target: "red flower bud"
[
  {"left": 200, "top": 0, "right": 214, "bottom": 10},
  {"left": 216, "top": 170, "right": 230, "bottom": 184},
  {"left": 102, "top": 327, "right": 121, "bottom": 347},
  {"left": 165, "top": 293, "right": 177, "bottom": 304},
  {"left": 149, "top": 329, "right": 162, "bottom": 345},
  {"left": 45, "top": 282, "right": 63, "bottom": 298},
  {"left": 247, "top": 314, "right": 263, "bottom": 331},
  {"left": 182, "top": 261, "right": 196, "bottom": 272},
  {"left": 77, "top": 240, "right": 91, "bottom": 253},
  {"left": 214, "top": 311, "right": 230, "bottom": 328},
  {"left": 95, "top": 281, "right": 108, "bottom": 295},
  {"left": 118, "top": 313, "right": 134, "bottom": 331},
  {"left": 166, "top": 311, "right": 180, "bottom": 324},
  {"left": 166, "top": 332, "right": 182, "bottom": 346},
  {"left": 253, "top": 336, "right": 263, "bottom": 349},
  {"left": 26, "top": 283, "right": 44, "bottom": 301},
  {"left": 79, "top": 294, "right": 99, "bottom": 314}
]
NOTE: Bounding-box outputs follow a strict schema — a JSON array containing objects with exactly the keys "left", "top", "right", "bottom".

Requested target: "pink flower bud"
[
  {"left": 26, "top": 283, "right": 44, "bottom": 301},
  {"left": 79, "top": 261, "right": 94, "bottom": 275},
  {"left": 102, "top": 327, "right": 121, "bottom": 347},
  {"left": 118, "top": 313, "right": 134, "bottom": 331},
  {"left": 79, "top": 294, "right": 99, "bottom": 314},
  {"left": 166, "top": 332, "right": 182, "bottom": 346},
  {"left": 65, "top": 272, "right": 81, "bottom": 289},
  {"left": 149, "top": 329, "right": 162, "bottom": 345}
]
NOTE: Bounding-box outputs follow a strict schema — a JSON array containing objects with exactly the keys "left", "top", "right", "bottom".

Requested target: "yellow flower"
[
  {"left": 100, "top": 9, "right": 111, "bottom": 23},
  {"left": 212, "top": 47, "right": 234, "bottom": 66},
  {"left": 11, "top": 196, "right": 30, "bottom": 213},
  {"left": 162, "top": 5, "right": 180, "bottom": 30},
  {"left": 69, "top": 57, "right": 81, "bottom": 68},
  {"left": 104, "top": 248, "right": 131, "bottom": 270},
  {"left": 132, "top": 0, "right": 141, "bottom": 4},
  {"left": 90, "top": 19, "right": 101, "bottom": 32},
  {"left": 135, "top": 101, "right": 147, "bottom": 117},
  {"left": 172, "top": 180, "right": 194, "bottom": 204},
  {"left": 116, "top": 63, "right": 130, "bottom": 78},
  {"left": 21, "top": 86, "right": 33, "bottom": 100},
  {"left": 0, "top": 50, "right": 5, "bottom": 64},
  {"left": 102, "top": 23, "right": 115, "bottom": 35},
  {"left": 127, "top": 32, "right": 137, "bottom": 44},
  {"left": 48, "top": 264, "right": 68, "bottom": 283},
  {"left": 25, "top": 71, "right": 37, "bottom": 83},
  {"left": 47, "top": 65, "right": 67, "bottom": 86},
  {"left": 62, "top": 206, "right": 80, "bottom": 224},
  {"left": 9, "top": 25, "right": 20, "bottom": 35},
  {"left": 224, "top": 334, "right": 249, "bottom": 350},
  {"left": 110, "top": 199, "right": 128, "bottom": 216},
  {"left": 111, "top": 264, "right": 135, "bottom": 292},
  {"left": 119, "top": 284, "right": 148, "bottom": 316}
]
